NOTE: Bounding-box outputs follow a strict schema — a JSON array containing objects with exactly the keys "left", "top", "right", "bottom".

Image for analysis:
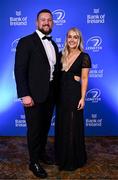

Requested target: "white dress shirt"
[{"left": 36, "top": 30, "right": 56, "bottom": 81}]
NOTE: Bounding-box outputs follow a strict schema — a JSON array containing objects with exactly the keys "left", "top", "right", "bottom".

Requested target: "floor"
[{"left": 0, "top": 136, "right": 118, "bottom": 179}]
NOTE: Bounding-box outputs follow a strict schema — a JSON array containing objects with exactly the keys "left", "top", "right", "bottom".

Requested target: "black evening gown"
[{"left": 55, "top": 52, "right": 91, "bottom": 171}]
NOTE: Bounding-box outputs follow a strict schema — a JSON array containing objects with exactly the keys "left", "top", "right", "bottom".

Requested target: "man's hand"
[{"left": 21, "top": 96, "right": 34, "bottom": 107}]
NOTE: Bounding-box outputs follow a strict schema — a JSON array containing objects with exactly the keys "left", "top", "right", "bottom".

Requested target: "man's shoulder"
[
  {"left": 16, "top": 32, "right": 38, "bottom": 49},
  {"left": 19, "top": 32, "right": 36, "bottom": 42}
]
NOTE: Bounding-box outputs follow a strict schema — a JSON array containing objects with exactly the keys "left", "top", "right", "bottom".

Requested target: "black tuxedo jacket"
[{"left": 14, "top": 32, "right": 59, "bottom": 103}]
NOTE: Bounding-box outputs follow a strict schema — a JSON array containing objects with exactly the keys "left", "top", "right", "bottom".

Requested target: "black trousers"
[{"left": 24, "top": 82, "right": 55, "bottom": 163}]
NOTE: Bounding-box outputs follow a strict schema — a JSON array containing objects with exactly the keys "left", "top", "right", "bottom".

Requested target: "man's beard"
[{"left": 38, "top": 27, "right": 52, "bottom": 35}]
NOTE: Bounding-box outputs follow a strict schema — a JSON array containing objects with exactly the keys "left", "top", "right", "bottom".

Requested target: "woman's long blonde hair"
[{"left": 61, "top": 27, "right": 84, "bottom": 64}]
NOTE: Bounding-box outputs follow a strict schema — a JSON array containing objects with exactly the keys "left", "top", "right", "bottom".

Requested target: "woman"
[{"left": 55, "top": 27, "right": 91, "bottom": 171}]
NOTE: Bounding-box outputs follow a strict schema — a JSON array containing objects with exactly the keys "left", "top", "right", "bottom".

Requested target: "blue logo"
[
  {"left": 86, "top": 36, "right": 102, "bottom": 52},
  {"left": 52, "top": 9, "right": 66, "bottom": 25},
  {"left": 11, "top": 38, "right": 20, "bottom": 52},
  {"left": 51, "top": 115, "right": 55, "bottom": 126},
  {"left": 86, "top": 88, "right": 101, "bottom": 103}
]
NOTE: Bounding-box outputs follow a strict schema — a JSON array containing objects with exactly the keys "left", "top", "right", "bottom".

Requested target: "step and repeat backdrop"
[{"left": 0, "top": 0, "right": 118, "bottom": 136}]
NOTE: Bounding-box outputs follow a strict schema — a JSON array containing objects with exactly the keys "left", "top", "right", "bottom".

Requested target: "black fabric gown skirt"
[{"left": 55, "top": 71, "right": 87, "bottom": 171}]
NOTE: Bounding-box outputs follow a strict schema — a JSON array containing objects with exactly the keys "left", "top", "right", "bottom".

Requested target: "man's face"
[{"left": 36, "top": 12, "right": 53, "bottom": 35}]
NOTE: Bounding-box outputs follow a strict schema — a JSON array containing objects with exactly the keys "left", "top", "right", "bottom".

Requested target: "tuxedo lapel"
[
  {"left": 32, "top": 32, "right": 58, "bottom": 68},
  {"left": 32, "top": 32, "right": 49, "bottom": 64},
  {"left": 51, "top": 40, "right": 58, "bottom": 66}
]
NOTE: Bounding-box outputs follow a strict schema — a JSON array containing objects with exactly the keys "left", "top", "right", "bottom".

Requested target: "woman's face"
[{"left": 67, "top": 30, "right": 80, "bottom": 49}]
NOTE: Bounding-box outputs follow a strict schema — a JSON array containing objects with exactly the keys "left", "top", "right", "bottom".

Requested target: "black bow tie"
[{"left": 42, "top": 36, "right": 52, "bottom": 41}]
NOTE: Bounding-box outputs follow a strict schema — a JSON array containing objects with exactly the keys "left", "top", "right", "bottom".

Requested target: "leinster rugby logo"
[
  {"left": 52, "top": 9, "right": 66, "bottom": 25},
  {"left": 86, "top": 88, "right": 101, "bottom": 103},
  {"left": 11, "top": 38, "right": 20, "bottom": 52},
  {"left": 51, "top": 114, "right": 55, "bottom": 126},
  {"left": 86, "top": 36, "right": 102, "bottom": 52}
]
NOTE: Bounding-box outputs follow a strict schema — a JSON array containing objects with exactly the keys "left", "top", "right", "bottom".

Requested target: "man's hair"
[{"left": 37, "top": 9, "right": 53, "bottom": 19}]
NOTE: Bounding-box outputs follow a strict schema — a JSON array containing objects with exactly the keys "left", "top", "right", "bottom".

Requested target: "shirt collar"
[{"left": 36, "top": 30, "right": 51, "bottom": 39}]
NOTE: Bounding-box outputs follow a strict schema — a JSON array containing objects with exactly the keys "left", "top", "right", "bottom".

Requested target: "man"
[{"left": 14, "top": 9, "right": 59, "bottom": 178}]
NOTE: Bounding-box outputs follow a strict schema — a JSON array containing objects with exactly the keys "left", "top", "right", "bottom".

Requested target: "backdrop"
[{"left": 0, "top": 0, "right": 118, "bottom": 136}]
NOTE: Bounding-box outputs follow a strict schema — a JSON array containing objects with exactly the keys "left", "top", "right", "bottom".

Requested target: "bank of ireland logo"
[
  {"left": 11, "top": 38, "right": 20, "bottom": 52},
  {"left": 86, "top": 88, "right": 101, "bottom": 103},
  {"left": 16, "top": 11, "right": 21, "bottom": 16},
  {"left": 86, "top": 36, "right": 102, "bottom": 52},
  {"left": 52, "top": 9, "right": 66, "bottom": 25}
]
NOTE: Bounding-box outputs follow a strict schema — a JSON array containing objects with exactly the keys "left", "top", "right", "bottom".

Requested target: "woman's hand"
[{"left": 77, "top": 98, "right": 85, "bottom": 110}]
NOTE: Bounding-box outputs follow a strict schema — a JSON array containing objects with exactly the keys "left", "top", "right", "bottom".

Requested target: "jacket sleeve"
[{"left": 14, "top": 38, "right": 30, "bottom": 98}]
